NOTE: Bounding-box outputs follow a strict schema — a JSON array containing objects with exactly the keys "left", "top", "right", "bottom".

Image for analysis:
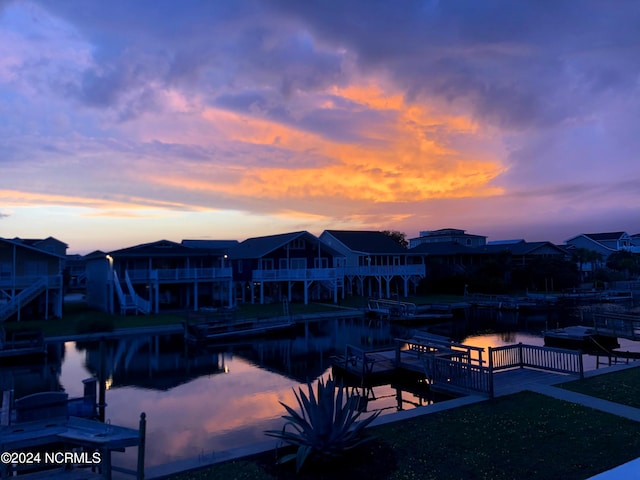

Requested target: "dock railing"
[
  {"left": 343, "top": 344, "right": 380, "bottom": 378},
  {"left": 489, "top": 343, "right": 584, "bottom": 379},
  {"left": 425, "top": 355, "right": 492, "bottom": 396},
  {"left": 593, "top": 313, "right": 640, "bottom": 340},
  {"left": 401, "top": 334, "right": 486, "bottom": 367}
]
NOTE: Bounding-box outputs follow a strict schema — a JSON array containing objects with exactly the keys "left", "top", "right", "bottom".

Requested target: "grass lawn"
[
  {"left": 3, "top": 293, "right": 467, "bottom": 339},
  {"left": 559, "top": 366, "right": 640, "bottom": 408},
  {"left": 168, "top": 390, "right": 640, "bottom": 480}
]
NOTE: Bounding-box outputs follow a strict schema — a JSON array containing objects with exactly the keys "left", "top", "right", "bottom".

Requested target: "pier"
[
  {"left": 0, "top": 391, "right": 146, "bottom": 480},
  {"left": 332, "top": 334, "right": 584, "bottom": 398},
  {"left": 366, "top": 299, "right": 454, "bottom": 322},
  {"left": 593, "top": 312, "right": 640, "bottom": 341}
]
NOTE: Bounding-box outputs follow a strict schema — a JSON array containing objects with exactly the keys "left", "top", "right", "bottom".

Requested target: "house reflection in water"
[
  {"left": 46, "top": 316, "right": 448, "bottom": 468},
  {"left": 78, "top": 336, "right": 228, "bottom": 391},
  {"left": 0, "top": 342, "right": 64, "bottom": 399}
]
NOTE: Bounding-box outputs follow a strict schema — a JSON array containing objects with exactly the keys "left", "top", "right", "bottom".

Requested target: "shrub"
[
  {"left": 265, "top": 376, "right": 380, "bottom": 473},
  {"left": 75, "top": 317, "right": 115, "bottom": 334}
]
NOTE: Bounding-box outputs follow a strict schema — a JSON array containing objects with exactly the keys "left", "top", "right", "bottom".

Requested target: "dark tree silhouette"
[{"left": 382, "top": 230, "right": 408, "bottom": 248}]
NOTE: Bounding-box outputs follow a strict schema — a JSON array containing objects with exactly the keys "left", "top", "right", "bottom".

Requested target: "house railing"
[
  {"left": 0, "top": 275, "right": 62, "bottom": 289},
  {"left": 125, "top": 271, "right": 151, "bottom": 315},
  {"left": 252, "top": 268, "right": 338, "bottom": 281},
  {"left": 252, "top": 265, "right": 426, "bottom": 282},
  {"left": 126, "top": 267, "right": 233, "bottom": 282},
  {"left": 340, "top": 265, "right": 425, "bottom": 277},
  {"left": 489, "top": 343, "right": 584, "bottom": 378},
  {"left": 593, "top": 313, "right": 640, "bottom": 340}
]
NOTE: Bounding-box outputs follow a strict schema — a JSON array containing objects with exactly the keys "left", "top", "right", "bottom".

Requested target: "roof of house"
[
  {"left": 409, "top": 241, "right": 567, "bottom": 256},
  {"left": 487, "top": 239, "right": 525, "bottom": 245},
  {"left": 181, "top": 239, "right": 239, "bottom": 253},
  {"left": 83, "top": 250, "right": 109, "bottom": 260},
  {"left": 477, "top": 241, "right": 567, "bottom": 256},
  {"left": 566, "top": 232, "right": 628, "bottom": 243},
  {"left": 415, "top": 228, "right": 486, "bottom": 238},
  {"left": 323, "top": 230, "right": 408, "bottom": 254},
  {"left": 12, "top": 237, "right": 69, "bottom": 248},
  {"left": 230, "top": 231, "right": 320, "bottom": 259},
  {"left": 408, "top": 242, "right": 476, "bottom": 255},
  {"left": 109, "top": 239, "right": 196, "bottom": 257},
  {"left": 0, "top": 237, "right": 66, "bottom": 258},
  {"left": 583, "top": 232, "right": 628, "bottom": 241}
]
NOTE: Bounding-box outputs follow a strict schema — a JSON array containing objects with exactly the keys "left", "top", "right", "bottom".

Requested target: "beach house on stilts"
[
  {"left": 0, "top": 237, "right": 65, "bottom": 322},
  {"left": 319, "top": 230, "right": 425, "bottom": 299}
]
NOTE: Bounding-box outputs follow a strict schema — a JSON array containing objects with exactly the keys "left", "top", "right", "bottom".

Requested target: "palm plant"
[{"left": 265, "top": 376, "right": 381, "bottom": 473}]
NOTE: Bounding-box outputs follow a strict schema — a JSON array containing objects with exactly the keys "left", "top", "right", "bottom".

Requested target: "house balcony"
[
  {"left": 251, "top": 265, "right": 426, "bottom": 282},
  {"left": 126, "top": 267, "right": 233, "bottom": 283},
  {"left": 0, "top": 274, "right": 63, "bottom": 290},
  {"left": 340, "top": 265, "right": 426, "bottom": 277},
  {"left": 252, "top": 268, "right": 338, "bottom": 282}
]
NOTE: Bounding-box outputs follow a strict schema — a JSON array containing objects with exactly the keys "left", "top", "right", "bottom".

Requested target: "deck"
[
  {"left": 332, "top": 336, "right": 584, "bottom": 398},
  {"left": 0, "top": 392, "right": 145, "bottom": 480},
  {"left": 0, "top": 331, "right": 46, "bottom": 359},
  {"left": 491, "top": 368, "right": 575, "bottom": 397}
]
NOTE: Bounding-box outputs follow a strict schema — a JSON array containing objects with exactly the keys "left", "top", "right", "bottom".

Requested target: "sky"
[{"left": 2, "top": 0, "right": 640, "bottom": 254}]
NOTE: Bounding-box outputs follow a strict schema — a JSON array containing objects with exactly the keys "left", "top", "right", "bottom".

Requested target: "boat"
[
  {"left": 543, "top": 325, "right": 620, "bottom": 351},
  {"left": 366, "top": 299, "right": 452, "bottom": 322},
  {"left": 183, "top": 316, "right": 294, "bottom": 343}
]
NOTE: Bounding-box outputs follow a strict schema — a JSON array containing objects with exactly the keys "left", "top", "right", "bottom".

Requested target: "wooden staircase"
[{"left": 0, "top": 278, "right": 47, "bottom": 323}]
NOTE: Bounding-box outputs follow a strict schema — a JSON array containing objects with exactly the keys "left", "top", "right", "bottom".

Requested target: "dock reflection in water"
[{"left": 43, "top": 316, "right": 448, "bottom": 469}]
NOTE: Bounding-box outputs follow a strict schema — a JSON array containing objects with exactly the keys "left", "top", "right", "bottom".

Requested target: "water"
[
  {"left": 6, "top": 316, "right": 442, "bottom": 468},
  {"left": 5, "top": 304, "right": 639, "bottom": 469}
]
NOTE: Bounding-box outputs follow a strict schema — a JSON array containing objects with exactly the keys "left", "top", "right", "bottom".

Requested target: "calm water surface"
[{"left": 7, "top": 305, "right": 639, "bottom": 470}]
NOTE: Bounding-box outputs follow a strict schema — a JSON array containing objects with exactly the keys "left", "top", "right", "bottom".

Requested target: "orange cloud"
[{"left": 149, "top": 81, "right": 504, "bottom": 205}]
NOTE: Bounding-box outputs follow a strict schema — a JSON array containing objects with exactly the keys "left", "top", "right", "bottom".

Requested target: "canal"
[{"left": 3, "top": 301, "right": 638, "bottom": 470}]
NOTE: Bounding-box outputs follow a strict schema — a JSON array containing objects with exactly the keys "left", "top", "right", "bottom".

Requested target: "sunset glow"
[{"left": 2, "top": 1, "right": 640, "bottom": 252}]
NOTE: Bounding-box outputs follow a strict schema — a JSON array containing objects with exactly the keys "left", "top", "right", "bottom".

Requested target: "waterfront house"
[
  {"left": 65, "top": 254, "right": 86, "bottom": 290},
  {"left": 84, "top": 250, "right": 114, "bottom": 314},
  {"left": 408, "top": 228, "right": 487, "bottom": 249},
  {"left": 408, "top": 239, "right": 570, "bottom": 290},
  {"left": 564, "top": 232, "right": 633, "bottom": 279},
  {"left": 85, "top": 240, "right": 235, "bottom": 314},
  {"left": 565, "top": 232, "right": 633, "bottom": 258},
  {"left": 408, "top": 241, "right": 479, "bottom": 277},
  {"left": 0, "top": 237, "right": 66, "bottom": 322},
  {"left": 319, "top": 230, "right": 425, "bottom": 298},
  {"left": 230, "top": 231, "right": 343, "bottom": 304},
  {"left": 478, "top": 240, "right": 570, "bottom": 267}
]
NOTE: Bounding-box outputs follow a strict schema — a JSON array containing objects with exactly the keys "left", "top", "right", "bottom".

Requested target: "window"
[
  {"left": 25, "top": 261, "right": 47, "bottom": 275},
  {"left": 290, "top": 239, "right": 305, "bottom": 249},
  {"left": 290, "top": 258, "right": 306, "bottom": 269},
  {"left": 0, "top": 262, "right": 11, "bottom": 279},
  {"left": 314, "top": 258, "right": 328, "bottom": 268},
  {"left": 261, "top": 259, "right": 274, "bottom": 270}
]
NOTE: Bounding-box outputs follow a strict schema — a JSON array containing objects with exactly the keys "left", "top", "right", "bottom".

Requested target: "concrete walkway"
[
  {"left": 528, "top": 383, "right": 640, "bottom": 422},
  {"left": 532, "top": 363, "right": 640, "bottom": 480}
]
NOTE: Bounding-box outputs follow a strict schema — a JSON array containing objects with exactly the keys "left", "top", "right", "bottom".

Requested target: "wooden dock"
[
  {"left": 0, "top": 392, "right": 145, "bottom": 480},
  {"left": 0, "top": 331, "right": 47, "bottom": 359},
  {"left": 593, "top": 313, "right": 640, "bottom": 341},
  {"left": 183, "top": 317, "right": 294, "bottom": 343},
  {"left": 332, "top": 335, "right": 584, "bottom": 398},
  {"left": 366, "top": 299, "right": 453, "bottom": 322}
]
